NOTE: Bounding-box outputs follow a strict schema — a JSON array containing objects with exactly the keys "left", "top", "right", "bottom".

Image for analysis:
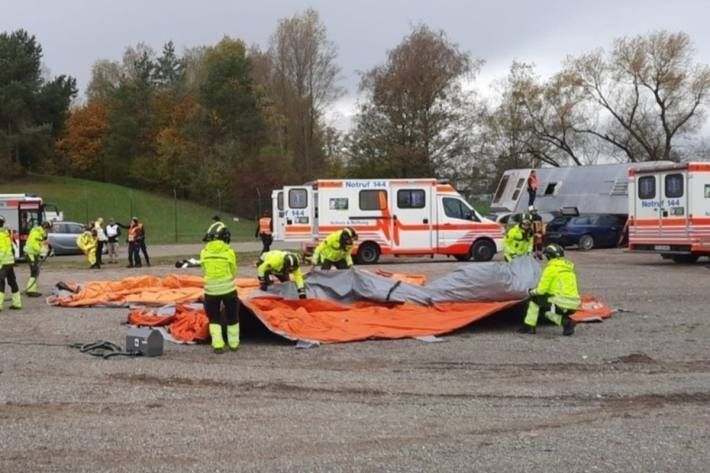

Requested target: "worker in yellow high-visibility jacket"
[
  {"left": 519, "top": 243, "right": 581, "bottom": 336},
  {"left": 76, "top": 224, "right": 98, "bottom": 268},
  {"left": 311, "top": 227, "right": 357, "bottom": 270},
  {"left": 0, "top": 215, "right": 22, "bottom": 311},
  {"left": 257, "top": 250, "right": 306, "bottom": 299},
  {"left": 23, "top": 221, "right": 51, "bottom": 297}
]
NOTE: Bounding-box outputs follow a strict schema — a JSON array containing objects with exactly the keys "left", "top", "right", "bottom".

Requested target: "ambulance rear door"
[{"left": 283, "top": 186, "right": 314, "bottom": 242}]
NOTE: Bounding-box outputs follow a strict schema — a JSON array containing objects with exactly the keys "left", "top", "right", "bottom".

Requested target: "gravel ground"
[{"left": 1, "top": 248, "right": 709, "bottom": 472}]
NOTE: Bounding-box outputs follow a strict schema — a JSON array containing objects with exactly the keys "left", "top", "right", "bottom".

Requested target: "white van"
[
  {"left": 627, "top": 162, "right": 710, "bottom": 262},
  {"left": 271, "top": 179, "right": 503, "bottom": 264}
]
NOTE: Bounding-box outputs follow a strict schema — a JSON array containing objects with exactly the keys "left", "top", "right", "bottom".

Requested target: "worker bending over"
[
  {"left": 0, "top": 216, "right": 22, "bottom": 311},
  {"left": 23, "top": 221, "right": 51, "bottom": 297},
  {"left": 502, "top": 217, "right": 534, "bottom": 262},
  {"left": 519, "top": 243, "right": 580, "bottom": 336},
  {"left": 201, "top": 225, "right": 239, "bottom": 354},
  {"left": 76, "top": 224, "right": 99, "bottom": 269},
  {"left": 311, "top": 227, "right": 358, "bottom": 270},
  {"left": 257, "top": 250, "right": 306, "bottom": 299}
]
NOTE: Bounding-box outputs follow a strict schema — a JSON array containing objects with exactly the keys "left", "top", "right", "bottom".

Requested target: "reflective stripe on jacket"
[
  {"left": 532, "top": 257, "right": 581, "bottom": 310},
  {"left": 502, "top": 224, "right": 533, "bottom": 259},
  {"left": 258, "top": 218, "right": 272, "bottom": 236},
  {"left": 24, "top": 226, "right": 47, "bottom": 256},
  {"left": 312, "top": 230, "right": 353, "bottom": 267},
  {"left": 0, "top": 228, "right": 14, "bottom": 265},
  {"left": 257, "top": 250, "right": 304, "bottom": 289},
  {"left": 200, "top": 240, "right": 237, "bottom": 296}
]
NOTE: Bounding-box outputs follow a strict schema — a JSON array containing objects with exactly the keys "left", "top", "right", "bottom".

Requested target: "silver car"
[{"left": 47, "top": 221, "right": 86, "bottom": 255}]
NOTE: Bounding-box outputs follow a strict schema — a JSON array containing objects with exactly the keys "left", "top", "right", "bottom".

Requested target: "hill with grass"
[{"left": 0, "top": 175, "right": 255, "bottom": 244}]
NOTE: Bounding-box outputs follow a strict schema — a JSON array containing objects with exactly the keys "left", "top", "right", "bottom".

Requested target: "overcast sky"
[{"left": 3, "top": 0, "right": 709, "bottom": 130}]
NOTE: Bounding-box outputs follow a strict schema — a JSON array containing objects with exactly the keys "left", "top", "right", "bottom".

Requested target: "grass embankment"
[{"left": 0, "top": 175, "right": 255, "bottom": 244}]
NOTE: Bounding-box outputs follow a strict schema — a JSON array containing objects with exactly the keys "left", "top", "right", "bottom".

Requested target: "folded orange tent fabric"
[{"left": 51, "top": 273, "right": 613, "bottom": 344}]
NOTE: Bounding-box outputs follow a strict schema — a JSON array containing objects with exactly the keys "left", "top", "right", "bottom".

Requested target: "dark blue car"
[{"left": 544, "top": 214, "right": 627, "bottom": 250}]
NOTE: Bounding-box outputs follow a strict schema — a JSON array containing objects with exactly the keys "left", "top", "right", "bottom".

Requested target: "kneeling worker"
[
  {"left": 257, "top": 250, "right": 306, "bottom": 299},
  {"left": 201, "top": 226, "right": 240, "bottom": 354},
  {"left": 519, "top": 243, "right": 580, "bottom": 336},
  {"left": 502, "top": 217, "right": 534, "bottom": 262},
  {"left": 311, "top": 226, "right": 358, "bottom": 270}
]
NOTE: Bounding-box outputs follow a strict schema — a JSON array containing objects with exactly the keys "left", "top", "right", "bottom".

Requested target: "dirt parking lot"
[{"left": 1, "top": 249, "right": 709, "bottom": 472}]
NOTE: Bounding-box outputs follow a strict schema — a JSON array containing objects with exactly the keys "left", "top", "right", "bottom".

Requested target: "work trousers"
[
  {"left": 27, "top": 255, "right": 40, "bottom": 278},
  {"left": 0, "top": 264, "right": 19, "bottom": 293},
  {"left": 107, "top": 241, "right": 118, "bottom": 262},
  {"left": 321, "top": 258, "right": 350, "bottom": 270},
  {"left": 527, "top": 188, "right": 537, "bottom": 206},
  {"left": 96, "top": 241, "right": 104, "bottom": 266},
  {"left": 525, "top": 294, "right": 574, "bottom": 327},
  {"left": 128, "top": 242, "right": 141, "bottom": 267},
  {"left": 138, "top": 240, "right": 150, "bottom": 266},
  {"left": 260, "top": 234, "right": 273, "bottom": 254},
  {"left": 204, "top": 291, "right": 239, "bottom": 326}
]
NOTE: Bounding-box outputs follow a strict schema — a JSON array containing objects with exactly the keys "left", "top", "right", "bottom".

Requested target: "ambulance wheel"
[
  {"left": 578, "top": 234, "right": 595, "bottom": 251},
  {"left": 472, "top": 239, "right": 496, "bottom": 262},
  {"left": 671, "top": 254, "right": 699, "bottom": 264},
  {"left": 454, "top": 253, "right": 472, "bottom": 262},
  {"left": 356, "top": 242, "right": 380, "bottom": 264}
]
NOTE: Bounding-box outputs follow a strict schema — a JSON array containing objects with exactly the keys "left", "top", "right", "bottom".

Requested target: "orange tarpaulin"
[{"left": 52, "top": 274, "right": 613, "bottom": 344}]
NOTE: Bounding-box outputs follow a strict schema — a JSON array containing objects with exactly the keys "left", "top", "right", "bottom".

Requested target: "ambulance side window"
[
  {"left": 277, "top": 192, "right": 283, "bottom": 211},
  {"left": 664, "top": 174, "right": 683, "bottom": 198},
  {"left": 359, "top": 190, "right": 387, "bottom": 210},
  {"left": 397, "top": 190, "right": 425, "bottom": 209},
  {"left": 443, "top": 198, "right": 475, "bottom": 221},
  {"left": 705, "top": 185, "right": 710, "bottom": 199},
  {"left": 638, "top": 176, "right": 656, "bottom": 199}
]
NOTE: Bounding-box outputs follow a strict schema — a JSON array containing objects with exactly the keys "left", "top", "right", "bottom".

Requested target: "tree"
[
  {"left": 56, "top": 101, "right": 109, "bottom": 179},
  {"left": 566, "top": 30, "right": 710, "bottom": 162},
  {"left": 267, "top": 8, "right": 343, "bottom": 179},
  {"left": 0, "top": 29, "right": 76, "bottom": 177},
  {"left": 346, "top": 24, "right": 481, "bottom": 179}
]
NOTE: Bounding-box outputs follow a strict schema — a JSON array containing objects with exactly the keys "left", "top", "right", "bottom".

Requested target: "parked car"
[
  {"left": 47, "top": 221, "right": 86, "bottom": 255},
  {"left": 544, "top": 214, "right": 627, "bottom": 250}
]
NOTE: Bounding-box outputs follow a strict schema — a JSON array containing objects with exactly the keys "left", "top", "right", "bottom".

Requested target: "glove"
[
  {"left": 297, "top": 287, "right": 307, "bottom": 300},
  {"left": 258, "top": 276, "right": 269, "bottom": 291},
  {"left": 528, "top": 288, "right": 536, "bottom": 297}
]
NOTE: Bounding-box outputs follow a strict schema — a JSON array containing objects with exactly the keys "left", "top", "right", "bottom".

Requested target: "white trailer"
[
  {"left": 0, "top": 194, "right": 48, "bottom": 259},
  {"left": 627, "top": 162, "right": 710, "bottom": 263},
  {"left": 271, "top": 179, "right": 503, "bottom": 264},
  {"left": 491, "top": 162, "right": 672, "bottom": 215}
]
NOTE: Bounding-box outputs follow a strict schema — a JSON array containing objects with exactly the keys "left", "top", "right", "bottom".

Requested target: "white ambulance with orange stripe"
[
  {"left": 271, "top": 179, "right": 503, "bottom": 264},
  {"left": 627, "top": 162, "right": 710, "bottom": 263},
  {"left": 0, "top": 194, "right": 48, "bottom": 259}
]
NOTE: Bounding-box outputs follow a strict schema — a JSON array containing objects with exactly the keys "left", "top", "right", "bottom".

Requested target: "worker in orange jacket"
[{"left": 255, "top": 211, "right": 273, "bottom": 254}]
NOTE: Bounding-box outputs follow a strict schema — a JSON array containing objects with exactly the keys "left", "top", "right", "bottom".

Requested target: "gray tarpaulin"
[{"left": 253, "top": 255, "right": 541, "bottom": 305}]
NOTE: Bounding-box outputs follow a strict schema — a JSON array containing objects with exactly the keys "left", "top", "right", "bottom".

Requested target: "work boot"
[
  {"left": 517, "top": 324, "right": 536, "bottom": 334},
  {"left": 227, "top": 323, "right": 240, "bottom": 351},
  {"left": 209, "top": 323, "right": 226, "bottom": 354},
  {"left": 10, "top": 292, "right": 22, "bottom": 310},
  {"left": 562, "top": 316, "right": 575, "bottom": 336}
]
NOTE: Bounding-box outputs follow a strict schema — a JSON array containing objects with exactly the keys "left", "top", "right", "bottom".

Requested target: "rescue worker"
[
  {"left": 200, "top": 225, "right": 239, "bottom": 354},
  {"left": 528, "top": 206, "right": 545, "bottom": 255},
  {"left": 135, "top": 218, "right": 151, "bottom": 267},
  {"left": 204, "top": 215, "right": 225, "bottom": 242},
  {"left": 254, "top": 211, "right": 273, "bottom": 254},
  {"left": 77, "top": 224, "right": 98, "bottom": 268},
  {"left": 527, "top": 170, "right": 538, "bottom": 206},
  {"left": 94, "top": 217, "right": 108, "bottom": 268},
  {"left": 311, "top": 226, "right": 358, "bottom": 270},
  {"left": 23, "top": 221, "right": 51, "bottom": 297},
  {"left": 519, "top": 243, "right": 580, "bottom": 336},
  {"left": 0, "top": 216, "right": 22, "bottom": 311},
  {"left": 257, "top": 250, "right": 306, "bottom": 299},
  {"left": 502, "top": 217, "right": 534, "bottom": 262},
  {"left": 126, "top": 217, "right": 142, "bottom": 268}
]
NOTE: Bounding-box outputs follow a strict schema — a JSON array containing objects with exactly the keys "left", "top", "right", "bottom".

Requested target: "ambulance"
[
  {"left": 0, "top": 194, "right": 53, "bottom": 259},
  {"left": 627, "top": 162, "right": 710, "bottom": 263},
  {"left": 271, "top": 179, "right": 503, "bottom": 264}
]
